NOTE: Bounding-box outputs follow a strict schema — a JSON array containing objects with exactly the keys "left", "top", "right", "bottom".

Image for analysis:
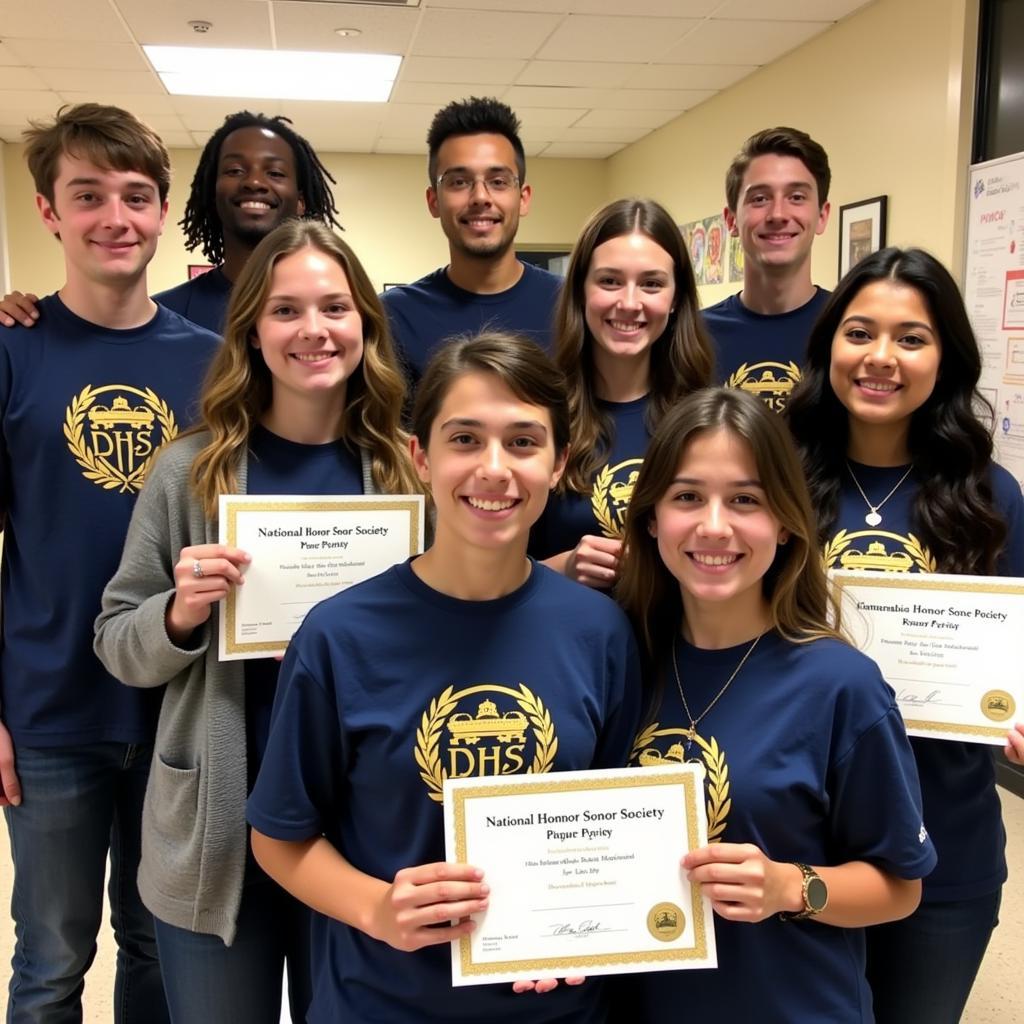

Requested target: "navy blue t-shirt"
[
  {"left": 703, "top": 287, "right": 830, "bottom": 413},
  {"left": 825, "top": 459, "right": 1024, "bottom": 902},
  {"left": 247, "top": 560, "right": 640, "bottom": 1024},
  {"left": 244, "top": 424, "right": 364, "bottom": 788},
  {"left": 154, "top": 266, "right": 233, "bottom": 334},
  {"left": 0, "top": 294, "right": 218, "bottom": 746},
  {"left": 619, "top": 632, "right": 935, "bottom": 1023},
  {"left": 530, "top": 395, "right": 650, "bottom": 560},
  {"left": 381, "top": 262, "right": 561, "bottom": 388}
]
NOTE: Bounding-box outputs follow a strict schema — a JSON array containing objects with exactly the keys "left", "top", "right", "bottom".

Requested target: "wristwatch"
[{"left": 778, "top": 862, "right": 828, "bottom": 921}]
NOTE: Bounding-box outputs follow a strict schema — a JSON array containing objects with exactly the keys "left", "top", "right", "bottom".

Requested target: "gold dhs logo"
[
  {"left": 64, "top": 384, "right": 178, "bottom": 494},
  {"left": 726, "top": 361, "right": 801, "bottom": 413},
  {"left": 823, "top": 529, "right": 936, "bottom": 572},
  {"left": 415, "top": 684, "right": 558, "bottom": 803},
  {"left": 591, "top": 458, "right": 643, "bottom": 538},
  {"left": 630, "top": 723, "right": 729, "bottom": 842}
]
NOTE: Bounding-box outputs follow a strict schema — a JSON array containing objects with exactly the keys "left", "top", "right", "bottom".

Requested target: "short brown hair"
[
  {"left": 724, "top": 126, "right": 830, "bottom": 212},
  {"left": 411, "top": 332, "right": 570, "bottom": 452},
  {"left": 24, "top": 103, "right": 171, "bottom": 205}
]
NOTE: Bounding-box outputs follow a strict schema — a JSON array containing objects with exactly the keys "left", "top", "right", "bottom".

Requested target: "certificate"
[
  {"left": 443, "top": 765, "right": 716, "bottom": 986},
  {"left": 218, "top": 494, "right": 424, "bottom": 659},
  {"left": 831, "top": 570, "right": 1024, "bottom": 743}
]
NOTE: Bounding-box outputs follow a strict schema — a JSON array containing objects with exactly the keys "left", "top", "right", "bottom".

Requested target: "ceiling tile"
[
  {"left": 573, "top": 107, "right": 680, "bottom": 130},
  {"left": 624, "top": 63, "right": 757, "bottom": 90},
  {"left": 503, "top": 85, "right": 610, "bottom": 108},
  {"left": 382, "top": 103, "right": 441, "bottom": 135},
  {"left": 0, "top": 124, "right": 30, "bottom": 142},
  {"left": 658, "top": 18, "right": 831, "bottom": 65},
  {"left": 116, "top": 0, "right": 273, "bottom": 49},
  {"left": 423, "top": 0, "right": 570, "bottom": 11},
  {"left": 0, "top": 42, "right": 23, "bottom": 67},
  {"left": 0, "top": 89, "right": 59, "bottom": 112},
  {"left": 1, "top": 39, "right": 150, "bottom": 72},
  {"left": 516, "top": 60, "right": 636, "bottom": 89},
  {"left": 412, "top": 10, "right": 563, "bottom": 59},
  {"left": 516, "top": 106, "right": 587, "bottom": 128},
  {"left": 0, "top": 67, "right": 47, "bottom": 90},
  {"left": 374, "top": 136, "right": 430, "bottom": 155},
  {"left": 713, "top": 0, "right": 871, "bottom": 20},
  {"left": 390, "top": 81, "right": 508, "bottom": 106},
  {"left": 558, "top": 123, "right": 650, "bottom": 144},
  {"left": 271, "top": 1, "right": 418, "bottom": 53},
  {"left": 401, "top": 56, "right": 526, "bottom": 84},
  {"left": 536, "top": 15, "right": 699, "bottom": 62},
  {"left": 569, "top": 0, "right": 716, "bottom": 13},
  {"left": 160, "top": 131, "right": 198, "bottom": 149},
  {"left": 36, "top": 69, "right": 167, "bottom": 95},
  {"left": 603, "top": 88, "right": 715, "bottom": 111},
  {"left": 0, "top": 0, "right": 134, "bottom": 43},
  {"left": 54, "top": 92, "right": 180, "bottom": 116},
  {"left": 540, "top": 140, "right": 623, "bottom": 158}
]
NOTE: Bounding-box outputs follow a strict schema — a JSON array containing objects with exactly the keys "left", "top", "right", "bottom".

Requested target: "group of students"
[{"left": 0, "top": 97, "right": 1022, "bottom": 1024}]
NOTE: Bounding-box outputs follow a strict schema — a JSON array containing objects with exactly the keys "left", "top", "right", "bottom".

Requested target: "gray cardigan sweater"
[{"left": 94, "top": 431, "right": 375, "bottom": 944}]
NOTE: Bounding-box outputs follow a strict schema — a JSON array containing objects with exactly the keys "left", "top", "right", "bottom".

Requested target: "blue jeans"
[
  {"left": 4, "top": 741, "right": 167, "bottom": 1024},
  {"left": 865, "top": 889, "right": 1002, "bottom": 1024},
  {"left": 153, "top": 873, "right": 313, "bottom": 1024}
]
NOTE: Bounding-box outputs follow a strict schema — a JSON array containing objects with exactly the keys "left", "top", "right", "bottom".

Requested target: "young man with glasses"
[{"left": 382, "top": 97, "right": 561, "bottom": 388}]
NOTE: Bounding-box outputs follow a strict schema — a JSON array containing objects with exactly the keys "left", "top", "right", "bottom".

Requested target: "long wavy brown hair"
[
  {"left": 188, "top": 219, "right": 418, "bottom": 518},
  {"left": 555, "top": 198, "right": 713, "bottom": 494},
  {"left": 617, "top": 388, "right": 843, "bottom": 708}
]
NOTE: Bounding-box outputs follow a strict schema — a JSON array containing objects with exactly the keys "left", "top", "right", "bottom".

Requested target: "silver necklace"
[
  {"left": 672, "top": 632, "right": 763, "bottom": 752},
  {"left": 846, "top": 462, "right": 913, "bottom": 527}
]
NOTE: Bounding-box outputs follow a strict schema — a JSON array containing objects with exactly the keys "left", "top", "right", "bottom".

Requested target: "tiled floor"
[{"left": 2, "top": 790, "right": 1021, "bottom": 1021}]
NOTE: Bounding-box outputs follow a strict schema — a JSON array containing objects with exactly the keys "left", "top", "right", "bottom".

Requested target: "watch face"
[{"left": 806, "top": 875, "right": 828, "bottom": 912}]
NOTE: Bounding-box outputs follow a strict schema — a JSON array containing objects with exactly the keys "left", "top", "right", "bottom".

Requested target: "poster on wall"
[
  {"left": 965, "top": 152, "right": 1024, "bottom": 490},
  {"left": 702, "top": 215, "right": 725, "bottom": 285},
  {"left": 728, "top": 231, "right": 744, "bottom": 283}
]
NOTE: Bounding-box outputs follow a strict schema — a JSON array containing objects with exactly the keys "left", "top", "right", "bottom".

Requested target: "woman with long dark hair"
[
  {"left": 531, "top": 198, "right": 713, "bottom": 588},
  {"left": 614, "top": 387, "right": 934, "bottom": 1022},
  {"left": 94, "top": 219, "right": 418, "bottom": 1023},
  {"left": 787, "top": 246, "right": 1024, "bottom": 1023}
]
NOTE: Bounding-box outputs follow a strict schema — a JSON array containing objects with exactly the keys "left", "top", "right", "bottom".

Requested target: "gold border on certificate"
[
  {"left": 221, "top": 496, "right": 422, "bottom": 656},
  {"left": 452, "top": 770, "right": 705, "bottom": 976},
  {"left": 832, "top": 572, "right": 1024, "bottom": 738}
]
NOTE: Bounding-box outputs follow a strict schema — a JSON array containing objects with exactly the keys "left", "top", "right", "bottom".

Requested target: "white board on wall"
[{"left": 965, "top": 152, "right": 1024, "bottom": 489}]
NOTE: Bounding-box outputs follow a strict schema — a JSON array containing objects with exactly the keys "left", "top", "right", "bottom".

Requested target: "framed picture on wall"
[
  {"left": 838, "top": 195, "right": 888, "bottom": 277},
  {"left": 188, "top": 263, "right": 214, "bottom": 279}
]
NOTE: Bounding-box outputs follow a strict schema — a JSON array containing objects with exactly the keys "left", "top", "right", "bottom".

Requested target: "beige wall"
[
  {"left": 0, "top": 0, "right": 978, "bottom": 306},
  {"left": 607, "top": 0, "right": 978, "bottom": 306},
  {"left": 1, "top": 144, "right": 607, "bottom": 299}
]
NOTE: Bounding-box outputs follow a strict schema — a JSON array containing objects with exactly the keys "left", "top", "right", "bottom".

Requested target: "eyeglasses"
[{"left": 435, "top": 170, "right": 521, "bottom": 194}]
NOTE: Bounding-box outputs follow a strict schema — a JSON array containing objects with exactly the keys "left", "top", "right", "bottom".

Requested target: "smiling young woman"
[
  {"left": 787, "top": 247, "right": 1024, "bottom": 1024},
  {"left": 531, "top": 198, "right": 713, "bottom": 590},
  {"left": 246, "top": 333, "right": 642, "bottom": 1024},
  {"left": 93, "top": 219, "right": 416, "bottom": 1024},
  {"left": 613, "top": 387, "right": 935, "bottom": 1023}
]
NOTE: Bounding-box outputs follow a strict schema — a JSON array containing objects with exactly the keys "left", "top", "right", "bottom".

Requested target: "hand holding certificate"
[
  {"left": 218, "top": 494, "right": 424, "bottom": 659},
  {"left": 832, "top": 570, "right": 1024, "bottom": 743},
  {"left": 443, "top": 765, "right": 716, "bottom": 986}
]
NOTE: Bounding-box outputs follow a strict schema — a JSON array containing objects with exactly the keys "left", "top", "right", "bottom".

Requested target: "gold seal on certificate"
[
  {"left": 217, "top": 494, "right": 424, "bottom": 660},
  {"left": 443, "top": 765, "right": 717, "bottom": 986},
  {"left": 831, "top": 570, "right": 1024, "bottom": 743}
]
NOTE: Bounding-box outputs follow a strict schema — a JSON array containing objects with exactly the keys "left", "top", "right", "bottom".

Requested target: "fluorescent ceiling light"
[{"left": 144, "top": 46, "right": 400, "bottom": 102}]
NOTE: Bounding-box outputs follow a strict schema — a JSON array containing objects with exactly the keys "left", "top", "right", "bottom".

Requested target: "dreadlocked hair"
[{"left": 179, "top": 111, "right": 341, "bottom": 264}]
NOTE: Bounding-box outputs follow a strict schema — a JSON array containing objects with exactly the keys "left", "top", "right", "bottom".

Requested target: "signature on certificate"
[
  {"left": 897, "top": 688, "right": 945, "bottom": 707},
  {"left": 548, "top": 920, "right": 611, "bottom": 937}
]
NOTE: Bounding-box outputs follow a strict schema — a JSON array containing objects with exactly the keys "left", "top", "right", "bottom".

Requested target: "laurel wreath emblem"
[
  {"left": 630, "top": 723, "right": 730, "bottom": 842},
  {"left": 414, "top": 684, "right": 558, "bottom": 804},
  {"left": 823, "top": 529, "right": 935, "bottom": 572},
  {"left": 590, "top": 465, "right": 621, "bottom": 539},
  {"left": 726, "top": 361, "right": 801, "bottom": 391},
  {"left": 63, "top": 385, "right": 177, "bottom": 494}
]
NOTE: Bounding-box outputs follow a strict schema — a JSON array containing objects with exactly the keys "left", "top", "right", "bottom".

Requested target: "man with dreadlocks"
[{"left": 0, "top": 111, "right": 340, "bottom": 335}]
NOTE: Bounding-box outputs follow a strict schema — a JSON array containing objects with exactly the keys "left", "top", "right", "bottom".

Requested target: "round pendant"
[{"left": 865, "top": 511, "right": 882, "bottom": 527}]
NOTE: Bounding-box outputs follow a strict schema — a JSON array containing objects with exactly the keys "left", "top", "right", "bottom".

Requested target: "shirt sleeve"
[
  {"left": 827, "top": 701, "right": 937, "bottom": 879},
  {"left": 993, "top": 463, "right": 1024, "bottom": 576},
  {"left": 246, "top": 638, "right": 346, "bottom": 840}
]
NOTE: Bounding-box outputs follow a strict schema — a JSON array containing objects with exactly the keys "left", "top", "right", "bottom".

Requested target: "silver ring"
[{"left": 192, "top": 559, "right": 204, "bottom": 579}]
